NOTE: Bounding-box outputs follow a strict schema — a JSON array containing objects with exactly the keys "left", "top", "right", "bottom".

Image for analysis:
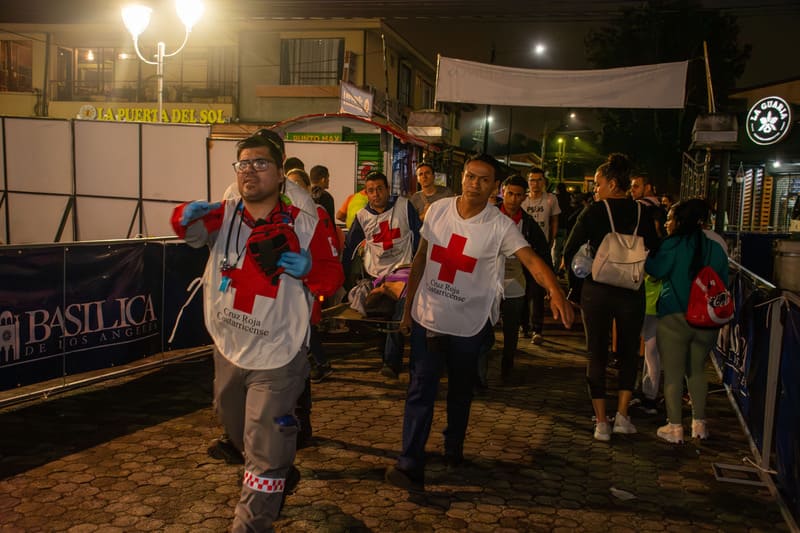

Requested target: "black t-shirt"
[{"left": 312, "top": 187, "right": 336, "bottom": 222}]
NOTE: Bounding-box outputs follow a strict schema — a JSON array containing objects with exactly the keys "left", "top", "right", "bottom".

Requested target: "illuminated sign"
[
  {"left": 76, "top": 104, "right": 228, "bottom": 124},
  {"left": 286, "top": 132, "right": 343, "bottom": 142},
  {"left": 746, "top": 96, "right": 793, "bottom": 145}
]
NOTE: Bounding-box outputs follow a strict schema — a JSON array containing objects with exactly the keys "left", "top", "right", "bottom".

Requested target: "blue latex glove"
[
  {"left": 180, "top": 201, "right": 221, "bottom": 226},
  {"left": 277, "top": 249, "right": 312, "bottom": 278}
]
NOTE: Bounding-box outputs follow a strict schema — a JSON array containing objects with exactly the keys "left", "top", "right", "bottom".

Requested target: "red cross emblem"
[
  {"left": 430, "top": 233, "right": 477, "bottom": 283},
  {"left": 226, "top": 256, "right": 280, "bottom": 314},
  {"left": 372, "top": 220, "right": 401, "bottom": 250}
]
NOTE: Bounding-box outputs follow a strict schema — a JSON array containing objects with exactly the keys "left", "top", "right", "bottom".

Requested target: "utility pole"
[{"left": 482, "top": 45, "right": 496, "bottom": 153}]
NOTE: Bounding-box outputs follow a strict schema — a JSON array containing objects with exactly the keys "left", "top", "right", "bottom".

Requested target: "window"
[
  {"left": 420, "top": 78, "right": 434, "bottom": 109},
  {"left": 398, "top": 63, "right": 411, "bottom": 107},
  {"left": 280, "top": 38, "right": 344, "bottom": 86},
  {"left": 0, "top": 40, "right": 33, "bottom": 92}
]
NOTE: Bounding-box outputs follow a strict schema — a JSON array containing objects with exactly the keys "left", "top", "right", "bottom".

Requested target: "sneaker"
[
  {"left": 656, "top": 423, "right": 685, "bottom": 444},
  {"left": 594, "top": 421, "right": 611, "bottom": 442},
  {"left": 691, "top": 419, "right": 708, "bottom": 440},
  {"left": 612, "top": 412, "right": 637, "bottom": 434},
  {"left": 531, "top": 333, "right": 544, "bottom": 345},
  {"left": 310, "top": 362, "right": 333, "bottom": 383},
  {"left": 380, "top": 365, "right": 399, "bottom": 380},
  {"left": 207, "top": 434, "right": 244, "bottom": 464},
  {"left": 521, "top": 328, "right": 532, "bottom": 339},
  {"left": 385, "top": 466, "right": 424, "bottom": 492}
]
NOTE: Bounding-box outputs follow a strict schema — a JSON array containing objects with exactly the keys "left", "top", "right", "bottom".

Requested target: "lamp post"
[{"left": 121, "top": 0, "right": 204, "bottom": 122}]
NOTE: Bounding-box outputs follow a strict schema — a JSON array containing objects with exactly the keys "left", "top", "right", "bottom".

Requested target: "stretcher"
[{"left": 321, "top": 303, "right": 400, "bottom": 333}]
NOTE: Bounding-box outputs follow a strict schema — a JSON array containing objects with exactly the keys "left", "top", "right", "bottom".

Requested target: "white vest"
[
  {"left": 357, "top": 196, "right": 414, "bottom": 278},
  {"left": 203, "top": 198, "right": 316, "bottom": 370},
  {"left": 412, "top": 198, "right": 528, "bottom": 336}
]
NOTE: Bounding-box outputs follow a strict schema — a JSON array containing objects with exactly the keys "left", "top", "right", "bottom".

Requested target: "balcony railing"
[{"left": 48, "top": 80, "right": 237, "bottom": 105}]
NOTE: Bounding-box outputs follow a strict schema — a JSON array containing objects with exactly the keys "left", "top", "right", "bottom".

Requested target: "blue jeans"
[
  {"left": 383, "top": 296, "right": 405, "bottom": 371},
  {"left": 397, "top": 320, "right": 492, "bottom": 476}
]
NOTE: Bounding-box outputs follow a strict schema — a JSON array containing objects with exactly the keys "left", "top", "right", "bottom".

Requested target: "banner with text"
[{"left": 0, "top": 244, "right": 162, "bottom": 389}]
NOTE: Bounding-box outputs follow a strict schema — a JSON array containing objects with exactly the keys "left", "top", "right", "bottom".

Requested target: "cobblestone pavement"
[{"left": 0, "top": 320, "right": 791, "bottom": 532}]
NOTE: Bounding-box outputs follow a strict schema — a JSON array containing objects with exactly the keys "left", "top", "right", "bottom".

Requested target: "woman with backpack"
[
  {"left": 645, "top": 199, "right": 729, "bottom": 444},
  {"left": 564, "top": 153, "right": 660, "bottom": 442}
]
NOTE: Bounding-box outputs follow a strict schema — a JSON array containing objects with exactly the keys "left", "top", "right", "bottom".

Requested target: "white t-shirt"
[
  {"left": 522, "top": 192, "right": 560, "bottom": 240},
  {"left": 412, "top": 197, "right": 529, "bottom": 336}
]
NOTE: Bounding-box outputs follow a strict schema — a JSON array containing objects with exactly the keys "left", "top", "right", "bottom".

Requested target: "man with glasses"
[
  {"left": 385, "top": 154, "right": 573, "bottom": 492},
  {"left": 342, "top": 170, "right": 421, "bottom": 380},
  {"left": 170, "top": 131, "right": 343, "bottom": 532},
  {"left": 521, "top": 167, "right": 560, "bottom": 345}
]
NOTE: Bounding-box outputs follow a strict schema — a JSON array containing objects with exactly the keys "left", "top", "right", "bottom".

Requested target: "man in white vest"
[
  {"left": 342, "top": 170, "right": 421, "bottom": 379},
  {"left": 171, "top": 131, "right": 343, "bottom": 531},
  {"left": 385, "top": 154, "right": 574, "bottom": 492}
]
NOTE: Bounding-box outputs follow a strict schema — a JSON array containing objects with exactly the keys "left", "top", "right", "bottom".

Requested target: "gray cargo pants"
[{"left": 213, "top": 346, "right": 309, "bottom": 532}]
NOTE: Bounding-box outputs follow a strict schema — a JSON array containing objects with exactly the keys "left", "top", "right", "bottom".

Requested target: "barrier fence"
[
  {"left": 0, "top": 239, "right": 210, "bottom": 400},
  {"left": 2, "top": 241, "right": 798, "bottom": 528},
  {"left": 714, "top": 260, "right": 800, "bottom": 528}
]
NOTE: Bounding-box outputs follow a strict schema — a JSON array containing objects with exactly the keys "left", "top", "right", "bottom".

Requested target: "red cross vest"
[
  {"left": 203, "top": 198, "right": 316, "bottom": 370},
  {"left": 357, "top": 196, "right": 414, "bottom": 278},
  {"left": 412, "top": 198, "right": 529, "bottom": 336}
]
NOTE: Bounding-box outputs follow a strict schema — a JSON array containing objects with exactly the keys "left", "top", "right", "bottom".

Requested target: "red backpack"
[{"left": 685, "top": 266, "right": 734, "bottom": 327}]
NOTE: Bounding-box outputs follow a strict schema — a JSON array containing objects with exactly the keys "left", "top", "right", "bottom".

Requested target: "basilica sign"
[{"left": 745, "top": 96, "right": 793, "bottom": 146}]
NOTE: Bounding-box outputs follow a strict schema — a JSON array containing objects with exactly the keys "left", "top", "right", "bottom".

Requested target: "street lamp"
[{"left": 121, "top": 0, "right": 204, "bottom": 122}]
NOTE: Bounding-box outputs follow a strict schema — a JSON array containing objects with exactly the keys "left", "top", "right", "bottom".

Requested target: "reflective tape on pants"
[{"left": 242, "top": 470, "right": 286, "bottom": 493}]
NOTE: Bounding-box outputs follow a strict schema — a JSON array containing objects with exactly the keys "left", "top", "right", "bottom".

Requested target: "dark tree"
[{"left": 584, "top": 0, "right": 750, "bottom": 193}]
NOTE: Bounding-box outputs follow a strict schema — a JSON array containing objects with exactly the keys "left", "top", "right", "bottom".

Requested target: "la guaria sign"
[{"left": 746, "top": 96, "right": 793, "bottom": 146}]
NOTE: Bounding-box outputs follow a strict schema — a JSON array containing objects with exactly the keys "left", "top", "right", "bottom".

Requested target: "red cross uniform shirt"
[
  {"left": 171, "top": 197, "right": 342, "bottom": 370},
  {"left": 412, "top": 198, "right": 529, "bottom": 336},
  {"left": 357, "top": 196, "right": 415, "bottom": 278}
]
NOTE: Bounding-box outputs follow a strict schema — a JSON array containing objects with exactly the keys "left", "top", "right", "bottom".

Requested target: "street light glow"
[
  {"left": 534, "top": 43, "right": 547, "bottom": 56},
  {"left": 121, "top": 4, "right": 152, "bottom": 38},
  {"left": 176, "top": 0, "right": 205, "bottom": 31},
  {"left": 121, "top": 0, "right": 203, "bottom": 122}
]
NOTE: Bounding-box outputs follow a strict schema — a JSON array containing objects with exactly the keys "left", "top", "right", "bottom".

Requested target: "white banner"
[{"left": 436, "top": 56, "right": 689, "bottom": 109}]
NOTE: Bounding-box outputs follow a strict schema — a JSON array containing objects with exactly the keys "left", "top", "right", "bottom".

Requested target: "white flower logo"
[{"left": 758, "top": 111, "right": 779, "bottom": 134}]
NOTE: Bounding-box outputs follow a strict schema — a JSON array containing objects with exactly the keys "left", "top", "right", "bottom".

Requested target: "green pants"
[{"left": 656, "top": 313, "right": 719, "bottom": 424}]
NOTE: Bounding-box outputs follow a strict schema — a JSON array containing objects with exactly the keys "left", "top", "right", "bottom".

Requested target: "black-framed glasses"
[{"left": 233, "top": 159, "right": 274, "bottom": 173}]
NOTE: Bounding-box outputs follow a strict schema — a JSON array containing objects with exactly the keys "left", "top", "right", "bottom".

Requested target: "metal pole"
[
  {"left": 716, "top": 150, "right": 730, "bottom": 233},
  {"left": 157, "top": 41, "right": 165, "bottom": 122}
]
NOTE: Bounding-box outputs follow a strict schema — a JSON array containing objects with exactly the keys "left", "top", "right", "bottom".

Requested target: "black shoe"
[
  {"left": 207, "top": 435, "right": 244, "bottom": 465},
  {"left": 444, "top": 453, "right": 464, "bottom": 469},
  {"left": 474, "top": 381, "right": 489, "bottom": 396},
  {"left": 278, "top": 466, "right": 301, "bottom": 514},
  {"left": 640, "top": 397, "right": 658, "bottom": 415},
  {"left": 385, "top": 466, "right": 424, "bottom": 492},
  {"left": 380, "top": 365, "right": 399, "bottom": 380},
  {"left": 521, "top": 329, "right": 533, "bottom": 339},
  {"left": 310, "top": 362, "right": 333, "bottom": 383}
]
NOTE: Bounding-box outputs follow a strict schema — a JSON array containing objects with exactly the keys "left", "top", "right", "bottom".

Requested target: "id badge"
[{"left": 219, "top": 276, "right": 232, "bottom": 292}]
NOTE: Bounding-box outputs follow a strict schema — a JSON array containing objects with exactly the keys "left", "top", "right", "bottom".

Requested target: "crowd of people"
[{"left": 170, "top": 133, "right": 728, "bottom": 530}]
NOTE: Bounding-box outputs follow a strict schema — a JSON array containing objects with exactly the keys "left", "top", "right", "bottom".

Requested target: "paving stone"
[{"left": 0, "top": 326, "right": 792, "bottom": 532}]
